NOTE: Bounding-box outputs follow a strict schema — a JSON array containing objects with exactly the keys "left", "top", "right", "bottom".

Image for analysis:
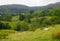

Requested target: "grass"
[
  {"left": 1, "top": 21, "right": 20, "bottom": 29},
  {"left": 11, "top": 16, "right": 19, "bottom": 22},
  {"left": 0, "top": 24, "right": 60, "bottom": 41},
  {"left": 0, "top": 30, "right": 15, "bottom": 39}
]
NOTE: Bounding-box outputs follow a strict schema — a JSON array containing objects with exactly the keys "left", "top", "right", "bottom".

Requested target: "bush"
[
  {"left": 0, "top": 22, "right": 11, "bottom": 30},
  {"left": 4, "top": 23, "right": 11, "bottom": 29},
  {"left": 20, "top": 21, "right": 29, "bottom": 31},
  {"left": 14, "top": 21, "right": 29, "bottom": 31},
  {"left": 14, "top": 24, "right": 21, "bottom": 31},
  {"left": 52, "top": 32, "right": 60, "bottom": 41},
  {"left": 19, "top": 14, "right": 25, "bottom": 21}
]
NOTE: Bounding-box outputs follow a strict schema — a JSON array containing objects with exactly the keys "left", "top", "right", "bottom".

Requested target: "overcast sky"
[{"left": 0, "top": 0, "right": 60, "bottom": 6}]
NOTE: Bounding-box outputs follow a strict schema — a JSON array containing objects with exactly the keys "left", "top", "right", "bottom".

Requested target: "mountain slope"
[
  {"left": 0, "top": 4, "right": 30, "bottom": 14},
  {"left": 30, "top": 2, "right": 60, "bottom": 10},
  {"left": 0, "top": 2, "right": 60, "bottom": 15}
]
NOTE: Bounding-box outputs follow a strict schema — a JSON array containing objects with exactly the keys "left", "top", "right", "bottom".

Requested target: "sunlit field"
[{"left": 0, "top": 24, "right": 60, "bottom": 41}]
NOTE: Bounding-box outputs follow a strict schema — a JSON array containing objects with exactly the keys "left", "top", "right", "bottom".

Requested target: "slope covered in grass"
[{"left": 0, "top": 24, "right": 60, "bottom": 41}]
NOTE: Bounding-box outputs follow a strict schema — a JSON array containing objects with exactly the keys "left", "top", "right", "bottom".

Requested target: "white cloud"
[{"left": 0, "top": 0, "right": 60, "bottom": 6}]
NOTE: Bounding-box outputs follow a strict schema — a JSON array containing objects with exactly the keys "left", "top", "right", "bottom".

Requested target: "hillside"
[
  {"left": 0, "top": 4, "right": 30, "bottom": 14},
  {"left": 31, "top": 2, "right": 60, "bottom": 10},
  {"left": 0, "top": 24, "right": 60, "bottom": 41},
  {"left": 0, "top": 2, "right": 60, "bottom": 15},
  {"left": 0, "top": 2, "right": 60, "bottom": 41}
]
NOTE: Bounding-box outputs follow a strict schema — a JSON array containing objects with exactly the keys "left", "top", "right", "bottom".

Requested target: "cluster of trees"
[
  {"left": 18, "top": 8, "right": 60, "bottom": 31},
  {"left": 0, "top": 22, "right": 11, "bottom": 30},
  {"left": 14, "top": 22, "right": 29, "bottom": 31},
  {"left": 19, "top": 8, "right": 60, "bottom": 24},
  {"left": 0, "top": 14, "right": 12, "bottom": 21},
  {"left": 0, "top": 8, "right": 60, "bottom": 31}
]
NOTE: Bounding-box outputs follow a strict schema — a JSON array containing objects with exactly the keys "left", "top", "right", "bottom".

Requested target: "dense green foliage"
[
  {"left": 0, "top": 3, "right": 60, "bottom": 41},
  {"left": 0, "top": 8, "right": 60, "bottom": 31},
  {"left": 0, "top": 22, "right": 11, "bottom": 30},
  {"left": 0, "top": 14, "right": 12, "bottom": 21}
]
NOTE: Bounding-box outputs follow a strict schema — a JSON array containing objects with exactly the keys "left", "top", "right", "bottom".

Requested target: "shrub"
[
  {"left": 4, "top": 23, "right": 11, "bottom": 29},
  {"left": 52, "top": 32, "right": 60, "bottom": 41},
  {"left": 14, "top": 21, "right": 29, "bottom": 31},
  {"left": 0, "top": 22, "right": 11, "bottom": 30},
  {"left": 20, "top": 21, "right": 29, "bottom": 31},
  {"left": 14, "top": 24, "right": 21, "bottom": 31},
  {"left": 19, "top": 14, "right": 25, "bottom": 21}
]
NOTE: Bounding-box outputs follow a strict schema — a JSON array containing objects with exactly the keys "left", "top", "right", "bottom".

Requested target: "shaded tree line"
[{"left": 0, "top": 22, "right": 11, "bottom": 30}]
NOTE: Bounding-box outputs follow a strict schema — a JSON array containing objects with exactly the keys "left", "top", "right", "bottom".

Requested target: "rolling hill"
[{"left": 0, "top": 2, "right": 60, "bottom": 15}]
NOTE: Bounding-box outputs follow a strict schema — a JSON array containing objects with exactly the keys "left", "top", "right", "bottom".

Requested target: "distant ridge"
[{"left": 0, "top": 2, "right": 60, "bottom": 14}]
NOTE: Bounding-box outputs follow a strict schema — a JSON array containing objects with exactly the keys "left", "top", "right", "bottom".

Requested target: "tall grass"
[{"left": 52, "top": 32, "right": 60, "bottom": 41}]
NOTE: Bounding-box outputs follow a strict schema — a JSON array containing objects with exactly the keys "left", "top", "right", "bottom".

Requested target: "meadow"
[{"left": 0, "top": 24, "right": 60, "bottom": 41}]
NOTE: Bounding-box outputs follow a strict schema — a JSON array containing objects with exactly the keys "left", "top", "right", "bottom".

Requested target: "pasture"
[{"left": 0, "top": 24, "right": 60, "bottom": 41}]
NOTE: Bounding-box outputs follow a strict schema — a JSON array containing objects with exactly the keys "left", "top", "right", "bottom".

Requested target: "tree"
[
  {"left": 29, "top": 10, "right": 34, "bottom": 14},
  {"left": 20, "top": 21, "right": 29, "bottom": 31},
  {"left": 24, "top": 14, "right": 31, "bottom": 23},
  {"left": 14, "top": 24, "right": 21, "bottom": 31},
  {"left": 19, "top": 14, "right": 25, "bottom": 21},
  {"left": 0, "top": 22, "right": 11, "bottom": 30},
  {"left": 0, "top": 22, "right": 4, "bottom": 29},
  {"left": 4, "top": 23, "right": 11, "bottom": 29}
]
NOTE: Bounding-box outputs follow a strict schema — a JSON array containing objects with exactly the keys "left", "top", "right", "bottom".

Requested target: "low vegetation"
[
  {"left": 0, "top": 8, "right": 60, "bottom": 41},
  {"left": 0, "top": 24, "right": 60, "bottom": 41}
]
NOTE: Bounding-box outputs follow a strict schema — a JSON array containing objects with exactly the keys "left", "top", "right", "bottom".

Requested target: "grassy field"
[{"left": 0, "top": 24, "right": 60, "bottom": 41}]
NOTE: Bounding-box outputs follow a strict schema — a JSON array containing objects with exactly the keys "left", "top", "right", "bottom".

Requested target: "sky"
[{"left": 0, "top": 0, "right": 60, "bottom": 6}]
